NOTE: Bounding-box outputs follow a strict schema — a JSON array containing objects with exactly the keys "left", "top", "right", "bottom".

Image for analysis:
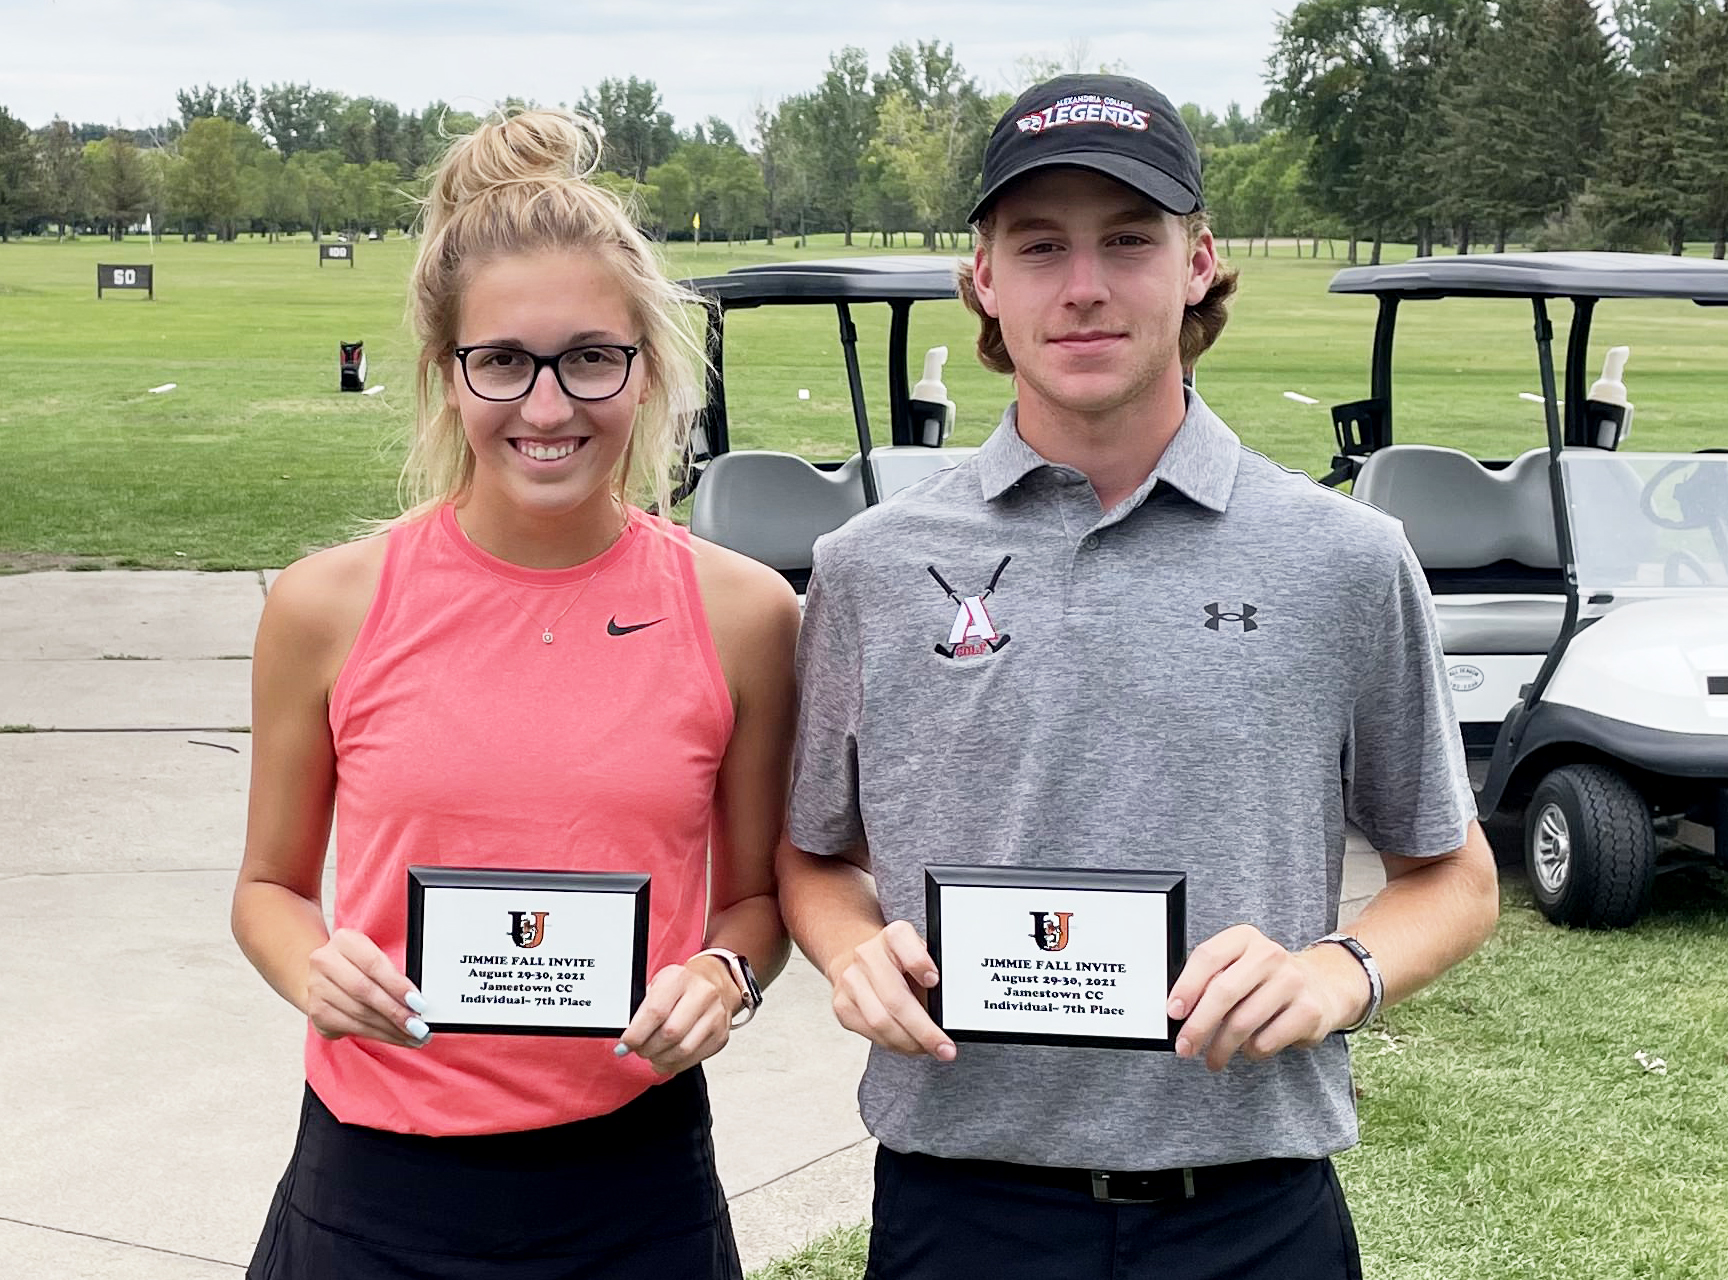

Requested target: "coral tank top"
[{"left": 306, "top": 504, "right": 733, "bottom": 1135}]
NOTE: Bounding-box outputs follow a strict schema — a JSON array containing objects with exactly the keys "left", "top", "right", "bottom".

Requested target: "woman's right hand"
[{"left": 306, "top": 928, "right": 431, "bottom": 1048}]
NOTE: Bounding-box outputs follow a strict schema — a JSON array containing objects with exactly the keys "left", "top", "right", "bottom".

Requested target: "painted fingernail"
[
  {"left": 405, "top": 1016, "right": 429, "bottom": 1040},
  {"left": 613, "top": 1043, "right": 631, "bottom": 1058},
  {"left": 405, "top": 991, "right": 428, "bottom": 1015}
]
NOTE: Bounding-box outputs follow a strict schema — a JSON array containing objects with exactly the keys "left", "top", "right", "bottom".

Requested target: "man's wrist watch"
[
  {"left": 1311, "top": 932, "right": 1383, "bottom": 1034},
  {"left": 692, "top": 948, "right": 763, "bottom": 1028}
]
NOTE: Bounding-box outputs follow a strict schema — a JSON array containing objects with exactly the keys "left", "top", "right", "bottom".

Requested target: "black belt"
[{"left": 913, "top": 1152, "right": 1315, "bottom": 1205}]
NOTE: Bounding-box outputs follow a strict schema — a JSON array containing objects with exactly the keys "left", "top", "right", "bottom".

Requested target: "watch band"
[
  {"left": 693, "top": 947, "right": 763, "bottom": 1028},
  {"left": 1312, "top": 932, "right": 1383, "bottom": 1034}
]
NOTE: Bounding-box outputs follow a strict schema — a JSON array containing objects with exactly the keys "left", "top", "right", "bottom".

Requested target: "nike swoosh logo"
[{"left": 607, "top": 617, "right": 665, "bottom": 636}]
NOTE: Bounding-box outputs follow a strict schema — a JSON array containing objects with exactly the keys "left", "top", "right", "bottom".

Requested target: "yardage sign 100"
[
  {"left": 319, "top": 243, "right": 354, "bottom": 267},
  {"left": 97, "top": 264, "right": 153, "bottom": 299}
]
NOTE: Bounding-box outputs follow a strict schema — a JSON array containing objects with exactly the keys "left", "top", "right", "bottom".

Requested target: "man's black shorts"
[{"left": 865, "top": 1144, "right": 1363, "bottom": 1280}]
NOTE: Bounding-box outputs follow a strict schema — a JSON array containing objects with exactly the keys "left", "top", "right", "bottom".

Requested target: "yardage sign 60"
[
  {"left": 97, "top": 264, "right": 153, "bottom": 299},
  {"left": 319, "top": 243, "right": 355, "bottom": 267}
]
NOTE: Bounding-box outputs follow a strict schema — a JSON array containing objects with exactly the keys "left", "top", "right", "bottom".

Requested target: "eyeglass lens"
[{"left": 464, "top": 346, "right": 632, "bottom": 400}]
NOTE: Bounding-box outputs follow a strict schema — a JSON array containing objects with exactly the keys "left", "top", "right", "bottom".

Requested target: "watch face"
[{"left": 737, "top": 955, "right": 763, "bottom": 1006}]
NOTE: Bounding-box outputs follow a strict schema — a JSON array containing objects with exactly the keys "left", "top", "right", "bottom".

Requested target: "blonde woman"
[{"left": 234, "top": 109, "right": 796, "bottom": 1279}]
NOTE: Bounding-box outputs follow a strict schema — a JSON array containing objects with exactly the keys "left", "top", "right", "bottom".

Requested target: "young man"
[{"left": 777, "top": 74, "right": 1500, "bottom": 1279}]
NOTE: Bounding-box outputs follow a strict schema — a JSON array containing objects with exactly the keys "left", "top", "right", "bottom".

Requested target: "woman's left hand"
[{"left": 615, "top": 956, "right": 743, "bottom": 1075}]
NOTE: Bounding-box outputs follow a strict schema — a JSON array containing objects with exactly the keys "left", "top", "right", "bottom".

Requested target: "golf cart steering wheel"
[
  {"left": 1664, "top": 549, "right": 1713, "bottom": 586},
  {"left": 1639, "top": 460, "right": 1712, "bottom": 529},
  {"left": 1640, "top": 458, "right": 1728, "bottom": 572}
]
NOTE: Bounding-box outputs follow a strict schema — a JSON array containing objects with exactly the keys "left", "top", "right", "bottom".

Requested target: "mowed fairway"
[{"left": 4, "top": 233, "right": 1728, "bottom": 567}]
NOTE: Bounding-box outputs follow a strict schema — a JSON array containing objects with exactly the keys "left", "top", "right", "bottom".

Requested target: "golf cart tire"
[{"left": 1525, "top": 764, "right": 1656, "bottom": 929}]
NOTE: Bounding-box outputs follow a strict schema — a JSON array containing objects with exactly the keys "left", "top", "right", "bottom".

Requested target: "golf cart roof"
[
  {"left": 1329, "top": 252, "right": 1728, "bottom": 304},
  {"left": 681, "top": 256, "right": 961, "bottom": 307}
]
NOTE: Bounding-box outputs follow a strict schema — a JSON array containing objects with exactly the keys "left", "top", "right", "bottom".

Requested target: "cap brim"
[{"left": 969, "top": 152, "right": 1201, "bottom": 225}]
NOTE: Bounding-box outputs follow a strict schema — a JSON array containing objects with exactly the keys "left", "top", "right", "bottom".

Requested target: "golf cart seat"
[
  {"left": 867, "top": 444, "right": 981, "bottom": 498},
  {"left": 689, "top": 451, "right": 867, "bottom": 586},
  {"left": 1354, "top": 445, "right": 1566, "bottom": 654}
]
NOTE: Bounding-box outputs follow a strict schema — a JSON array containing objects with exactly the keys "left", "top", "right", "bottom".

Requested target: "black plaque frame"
[
  {"left": 406, "top": 866, "right": 650, "bottom": 1036},
  {"left": 97, "top": 263, "right": 153, "bottom": 299},
  {"left": 925, "top": 865, "right": 1186, "bottom": 1051},
  {"left": 319, "top": 242, "right": 356, "bottom": 267}
]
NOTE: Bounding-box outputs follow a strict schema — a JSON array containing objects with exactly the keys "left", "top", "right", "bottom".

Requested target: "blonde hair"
[
  {"left": 399, "top": 108, "right": 705, "bottom": 521},
  {"left": 957, "top": 209, "right": 1239, "bottom": 375}
]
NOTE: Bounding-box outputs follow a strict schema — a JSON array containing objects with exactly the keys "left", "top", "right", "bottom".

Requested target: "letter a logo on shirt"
[
  {"left": 929, "top": 557, "right": 1014, "bottom": 660},
  {"left": 948, "top": 596, "right": 998, "bottom": 647}
]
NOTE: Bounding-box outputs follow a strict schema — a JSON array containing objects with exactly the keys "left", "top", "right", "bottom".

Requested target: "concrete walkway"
[{"left": 0, "top": 571, "right": 1387, "bottom": 1276}]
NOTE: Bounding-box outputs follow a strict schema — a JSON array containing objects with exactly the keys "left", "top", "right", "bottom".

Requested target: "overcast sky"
[{"left": 1, "top": 1, "right": 1288, "bottom": 134}]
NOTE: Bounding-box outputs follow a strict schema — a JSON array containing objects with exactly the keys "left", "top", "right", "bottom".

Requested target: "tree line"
[
  {"left": 1265, "top": 0, "right": 1728, "bottom": 261},
  {"left": 0, "top": 8, "right": 1722, "bottom": 257}
]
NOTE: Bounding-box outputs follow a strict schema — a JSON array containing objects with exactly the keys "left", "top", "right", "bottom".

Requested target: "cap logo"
[{"left": 1016, "top": 94, "right": 1150, "bottom": 135}]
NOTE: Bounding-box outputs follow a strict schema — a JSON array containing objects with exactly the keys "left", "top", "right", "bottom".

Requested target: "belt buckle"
[{"left": 1089, "top": 1168, "right": 1197, "bottom": 1204}]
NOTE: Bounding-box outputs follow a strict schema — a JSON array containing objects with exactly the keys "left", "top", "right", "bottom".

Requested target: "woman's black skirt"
[{"left": 247, "top": 1069, "right": 742, "bottom": 1280}]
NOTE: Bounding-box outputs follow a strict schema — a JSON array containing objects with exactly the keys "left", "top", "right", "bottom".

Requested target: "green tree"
[
  {"left": 82, "top": 129, "right": 153, "bottom": 240},
  {"left": 36, "top": 118, "right": 87, "bottom": 238},
  {"left": 176, "top": 80, "right": 256, "bottom": 129},
  {"left": 868, "top": 42, "right": 991, "bottom": 248},
  {"left": 245, "top": 149, "right": 304, "bottom": 241},
  {"left": 1437, "top": 0, "right": 1619, "bottom": 251},
  {"left": 171, "top": 117, "right": 260, "bottom": 239},
  {"left": 1611, "top": 0, "right": 1695, "bottom": 70},
  {"left": 0, "top": 106, "right": 40, "bottom": 240},
  {"left": 865, "top": 89, "right": 957, "bottom": 249},
  {"left": 1674, "top": 1, "right": 1728, "bottom": 257},
  {"left": 1266, "top": 0, "right": 1392, "bottom": 259},
  {"left": 333, "top": 98, "right": 379, "bottom": 165},
  {"left": 645, "top": 156, "right": 694, "bottom": 235},
  {"left": 257, "top": 83, "right": 339, "bottom": 157},
  {"left": 289, "top": 149, "right": 344, "bottom": 240},
  {"left": 804, "top": 47, "right": 877, "bottom": 245},
  {"left": 750, "top": 99, "right": 787, "bottom": 244},
  {"left": 578, "top": 77, "right": 678, "bottom": 181}
]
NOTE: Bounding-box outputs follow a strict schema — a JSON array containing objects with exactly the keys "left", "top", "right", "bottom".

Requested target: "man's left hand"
[{"left": 1166, "top": 925, "right": 1370, "bottom": 1071}]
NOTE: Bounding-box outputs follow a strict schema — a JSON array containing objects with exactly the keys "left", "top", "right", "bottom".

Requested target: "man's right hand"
[
  {"left": 824, "top": 920, "right": 957, "bottom": 1061},
  {"left": 306, "top": 928, "right": 430, "bottom": 1048}
]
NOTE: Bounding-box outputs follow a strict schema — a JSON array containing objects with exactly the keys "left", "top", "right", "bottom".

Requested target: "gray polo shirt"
[{"left": 788, "top": 391, "right": 1475, "bottom": 1172}]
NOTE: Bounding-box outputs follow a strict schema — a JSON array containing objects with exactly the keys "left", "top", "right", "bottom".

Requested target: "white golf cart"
[
  {"left": 1325, "top": 252, "right": 1728, "bottom": 927},
  {"left": 677, "top": 258, "right": 979, "bottom": 593}
]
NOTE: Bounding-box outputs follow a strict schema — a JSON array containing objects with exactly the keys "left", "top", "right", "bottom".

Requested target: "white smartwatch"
[{"left": 693, "top": 948, "right": 763, "bottom": 1028}]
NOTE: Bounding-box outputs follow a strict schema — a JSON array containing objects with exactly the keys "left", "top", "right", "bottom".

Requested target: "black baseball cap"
[{"left": 968, "top": 74, "right": 1203, "bottom": 224}]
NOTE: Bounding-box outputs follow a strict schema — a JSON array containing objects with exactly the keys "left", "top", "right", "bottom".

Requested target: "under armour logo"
[{"left": 1203, "top": 603, "right": 1258, "bottom": 632}]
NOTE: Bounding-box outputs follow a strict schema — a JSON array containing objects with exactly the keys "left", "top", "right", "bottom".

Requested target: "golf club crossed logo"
[{"left": 929, "top": 556, "right": 1013, "bottom": 659}]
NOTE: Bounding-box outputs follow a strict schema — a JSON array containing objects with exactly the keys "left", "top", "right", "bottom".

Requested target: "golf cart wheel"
[{"left": 1524, "top": 764, "right": 1656, "bottom": 928}]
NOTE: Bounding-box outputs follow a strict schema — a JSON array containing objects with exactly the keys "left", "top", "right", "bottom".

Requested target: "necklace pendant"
[{"left": 542, "top": 631, "right": 555, "bottom": 644}]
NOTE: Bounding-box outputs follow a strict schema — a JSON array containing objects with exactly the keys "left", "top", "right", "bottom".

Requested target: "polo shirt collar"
[{"left": 975, "top": 391, "right": 1241, "bottom": 513}]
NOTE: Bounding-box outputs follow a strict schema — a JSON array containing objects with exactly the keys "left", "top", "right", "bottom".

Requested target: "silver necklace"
[{"left": 457, "top": 510, "right": 629, "bottom": 645}]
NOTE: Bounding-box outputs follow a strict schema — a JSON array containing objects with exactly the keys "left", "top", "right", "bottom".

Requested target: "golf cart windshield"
[{"left": 1564, "top": 452, "right": 1728, "bottom": 597}]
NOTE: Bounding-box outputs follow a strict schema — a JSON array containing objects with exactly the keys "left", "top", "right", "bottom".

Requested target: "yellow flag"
[{"left": 692, "top": 211, "right": 701, "bottom": 231}]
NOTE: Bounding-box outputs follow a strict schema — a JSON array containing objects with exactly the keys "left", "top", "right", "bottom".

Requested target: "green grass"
[
  {"left": 3, "top": 233, "right": 1727, "bottom": 568},
  {"left": 747, "top": 873, "right": 1728, "bottom": 1280}
]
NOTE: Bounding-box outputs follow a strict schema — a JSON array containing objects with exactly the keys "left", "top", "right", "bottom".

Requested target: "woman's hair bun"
[{"left": 426, "top": 108, "right": 606, "bottom": 222}]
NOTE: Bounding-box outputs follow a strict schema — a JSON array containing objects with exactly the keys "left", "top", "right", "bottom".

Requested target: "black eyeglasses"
[{"left": 453, "top": 343, "right": 642, "bottom": 403}]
